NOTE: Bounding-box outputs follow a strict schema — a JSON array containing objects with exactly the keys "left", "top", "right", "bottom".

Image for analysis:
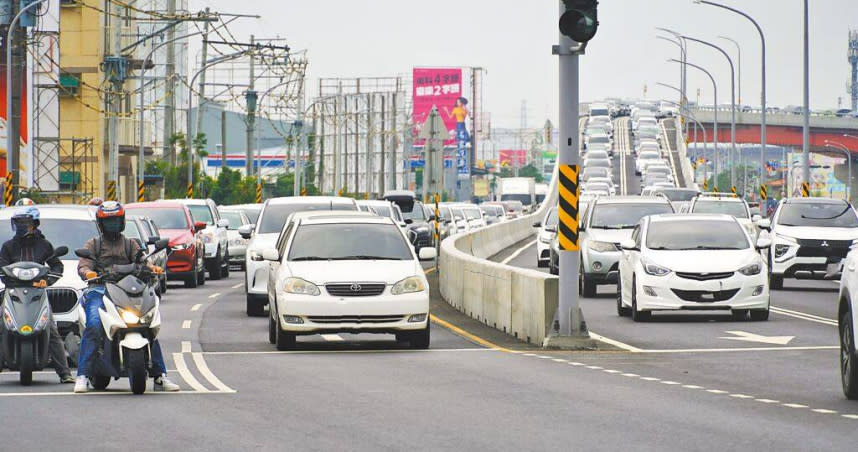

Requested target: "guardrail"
[{"left": 672, "top": 118, "right": 698, "bottom": 190}]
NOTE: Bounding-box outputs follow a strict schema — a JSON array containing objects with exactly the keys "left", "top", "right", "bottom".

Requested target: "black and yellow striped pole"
[
  {"left": 106, "top": 181, "right": 117, "bottom": 202},
  {"left": 801, "top": 182, "right": 810, "bottom": 198},
  {"left": 558, "top": 164, "right": 580, "bottom": 252},
  {"left": 137, "top": 180, "right": 145, "bottom": 203},
  {"left": 4, "top": 173, "right": 13, "bottom": 206},
  {"left": 433, "top": 193, "right": 441, "bottom": 244},
  {"left": 300, "top": 187, "right": 307, "bottom": 196},
  {"left": 256, "top": 183, "right": 263, "bottom": 203},
  {"left": 731, "top": 185, "right": 737, "bottom": 195},
  {"left": 186, "top": 182, "right": 193, "bottom": 199},
  {"left": 759, "top": 185, "right": 768, "bottom": 201},
  {"left": 702, "top": 179, "right": 708, "bottom": 191}
]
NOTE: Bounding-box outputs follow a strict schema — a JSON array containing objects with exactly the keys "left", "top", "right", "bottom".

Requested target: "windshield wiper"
[
  {"left": 677, "top": 246, "right": 741, "bottom": 250},
  {"left": 329, "top": 255, "right": 403, "bottom": 261},
  {"left": 290, "top": 256, "right": 328, "bottom": 261},
  {"left": 595, "top": 225, "right": 635, "bottom": 230},
  {"left": 647, "top": 246, "right": 674, "bottom": 250}
]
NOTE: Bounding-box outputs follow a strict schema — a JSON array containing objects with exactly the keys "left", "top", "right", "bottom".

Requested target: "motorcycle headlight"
[
  {"left": 738, "top": 262, "right": 762, "bottom": 276},
  {"left": 283, "top": 277, "right": 321, "bottom": 296},
  {"left": 642, "top": 258, "right": 671, "bottom": 277},
  {"left": 139, "top": 308, "right": 156, "bottom": 324},
  {"left": 391, "top": 276, "right": 425, "bottom": 295},
  {"left": 11, "top": 267, "right": 40, "bottom": 281},
  {"left": 588, "top": 240, "right": 618, "bottom": 253},
  {"left": 120, "top": 309, "right": 140, "bottom": 325},
  {"left": 2, "top": 305, "right": 17, "bottom": 331}
]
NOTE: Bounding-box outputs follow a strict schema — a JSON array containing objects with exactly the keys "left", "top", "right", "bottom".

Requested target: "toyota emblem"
[{"left": 350, "top": 283, "right": 362, "bottom": 292}]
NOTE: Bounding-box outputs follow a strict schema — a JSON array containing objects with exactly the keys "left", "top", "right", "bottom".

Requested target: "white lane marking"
[
  {"left": 640, "top": 377, "right": 660, "bottom": 381},
  {"left": 682, "top": 385, "right": 704, "bottom": 389},
  {"left": 842, "top": 414, "right": 858, "bottom": 419},
  {"left": 812, "top": 409, "right": 838, "bottom": 414},
  {"left": 660, "top": 381, "right": 681, "bottom": 385},
  {"left": 181, "top": 341, "right": 192, "bottom": 353},
  {"left": 182, "top": 320, "right": 192, "bottom": 329},
  {"left": 588, "top": 331, "right": 643, "bottom": 353},
  {"left": 320, "top": 334, "right": 345, "bottom": 342},
  {"left": 622, "top": 373, "right": 639, "bottom": 377},
  {"left": 782, "top": 403, "right": 808, "bottom": 409},
  {"left": 190, "top": 304, "right": 202, "bottom": 312},
  {"left": 172, "top": 352, "right": 209, "bottom": 393},
  {"left": 755, "top": 399, "right": 780, "bottom": 404},
  {"left": 730, "top": 394, "right": 754, "bottom": 399},
  {"left": 232, "top": 283, "right": 244, "bottom": 289},
  {"left": 719, "top": 331, "right": 795, "bottom": 346},
  {"left": 500, "top": 239, "right": 538, "bottom": 265},
  {"left": 208, "top": 292, "right": 221, "bottom": 299},
  {"left": 585, "top": 365, "right": 603, "bottom": 370},
  {"left": 551, "top": 358, "right": 568, "bottom": 363},
  {"left": 706, "top": 389, "right": 728, "bottom": 394},
  {"left": 0, "top": 391, "right": 231, "bottom": 397},
  {"left": 191, "top": 352, "right": 235, "bottom": 393},
  {"left": 639, "top": 345, "right": 838, "bottom": 354},
  {"left": 771, "top": 306, "right": 837, "bottom": 326},
  {"left": 201, "top": 348, "right": 497, "bottom": 355}
]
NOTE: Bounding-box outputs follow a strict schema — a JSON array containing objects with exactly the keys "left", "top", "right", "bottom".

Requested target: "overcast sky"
[{"left": 190, "top": 0, "right": 858, "bottom": 128}]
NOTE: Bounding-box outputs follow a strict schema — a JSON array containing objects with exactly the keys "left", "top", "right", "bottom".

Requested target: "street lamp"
[
  {"left": 669, "top": 58, "right": 720, "bottom": 190},
  {"left": 717, "top": 36, "right": 741, "bottom": 105},
  {"left": 657, "top": 95, "right": 709, "bottom": 189},
  {"left": 825, "top": 140, "right": 853, "bottom": 201},
  {"left": 695, "top": 0, "right": 767, "bottom": 201},
  {"left": 680, "top": 35, "right": 737, "bottom": 191},
  {"left": 657, "top": 28, "right": 688, "bottom": 136}
]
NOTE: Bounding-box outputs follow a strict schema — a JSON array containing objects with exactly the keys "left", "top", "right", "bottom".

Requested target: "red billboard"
[
  {"left": 0, "top": 36, "right": 28, "bottom": 179},
  {"left": 499, "top": 150, "right": 527, "bottom": 168},
  {"left": 412, "top": 67, "right": 462, "bottom": 146}
]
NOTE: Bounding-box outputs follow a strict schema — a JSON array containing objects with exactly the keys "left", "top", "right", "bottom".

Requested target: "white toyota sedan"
[
  {"left": 617, "top": 213, "right": 771, "bottom": 322},
  {"left": 262, "top": 212, "right": 435, "bottom": 350}
]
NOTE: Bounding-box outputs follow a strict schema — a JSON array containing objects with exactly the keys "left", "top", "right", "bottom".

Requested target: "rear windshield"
[
  {"left": 372, "top": 205, "right": 392, "bottom": 218},
  {"left": 219, "top": 211, "right": 244, "bottom": 230},
  {"left": 462, "top": 208, "right": 482, "bottom": 220},
  {"left": 259, "top": 202, "right": 357, "bottom": 234},
  {"left": 656, "top": 189, "right": 699, "bottom": 202},
  {"left": 777, "top": 202, "right": 858, "bottom": 228},
  {"left": 127, "top": 207, "right": 188, "bottom": 230},
  {"left": 590, "top": 203, "right": 674, "bottom": 229},
  {"left": 188, "top": 205, "right": 214, "bottom": 225},
  {"left": 691, "top": 200, "right": 749, "bottom": 219},
  {"left": 288, "top": 223, "right": 413, "bottom": 261}
]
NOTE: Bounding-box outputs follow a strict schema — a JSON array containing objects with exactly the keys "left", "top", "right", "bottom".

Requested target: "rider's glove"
[
  {"left": 85, "top": 271, "right": 98, "bottom": 280},
  {"left": 32, "top": 280, "right": 47, "bottom": 288},
  {"left": 151, "top": 265, "right": 164, "bottom": 275}
]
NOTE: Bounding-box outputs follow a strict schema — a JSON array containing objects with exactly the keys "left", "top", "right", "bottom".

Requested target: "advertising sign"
[
  {"left": 499, "top": 150, "right": 527, "bottom": 168},
  {"left": 0, "top": 31, "right": 30, "bottom": 182},
  {"left": 412, "top": 68, "right": 470, "bottom": 176}
]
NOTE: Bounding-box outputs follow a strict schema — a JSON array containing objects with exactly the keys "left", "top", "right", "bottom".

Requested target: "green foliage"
[{"left": 518, "top": 164, "right": 545, "bottom": 183}]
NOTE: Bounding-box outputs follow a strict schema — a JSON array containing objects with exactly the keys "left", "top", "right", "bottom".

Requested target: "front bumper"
[
  {"left": 204, "top": 242, "right": 218, "bottom": 259},
  {"left": 228, "top": 243, "right": 247, "bottom": 261},
  {"left": 771, "top": 238, "right": 850, "bottom": 279},
  {"left": 635, "top": 271, "right": 769, "bottom": 311},
  {"left": 167, "top": 248, "right": 196, "bottom": 275},
  {"left": 245, "top": 257, "right": 268, "bottom": 296},
  {"left": 582, "top": 248, "right": 621, "bottom": 284},
  {"left": 537, "top": 239, "right": 551, "bottom": 262},
  {"left": 276, "top": 291, "right": 430, "bottom": 334}
]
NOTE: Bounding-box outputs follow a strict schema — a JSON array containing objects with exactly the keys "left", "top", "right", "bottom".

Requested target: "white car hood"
[
  {"left": 285, "top": 260, "right": 421, "bottom": 285},
  {"left": 0, "top": 259, "right": 85, "bottom": 291},
  {"left": 646, "top": 249, "right": 757, "bottom": 273},
  {"left": 586, "top": 228, "right": 633, "bottom": 244},
  {"left": 774, "top": 225, "right": 858, "bottom": 241}
]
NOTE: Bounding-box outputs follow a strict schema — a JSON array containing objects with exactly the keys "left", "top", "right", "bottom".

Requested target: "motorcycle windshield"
[
  {"left": 1, "top": 262, "right": 50, "bottom": 284},
  {"left": 105, "top": 275, "right": 156, "bottom": 314}
]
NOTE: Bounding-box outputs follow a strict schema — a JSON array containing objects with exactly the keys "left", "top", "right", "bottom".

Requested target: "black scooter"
[{"left": 0, "top": 246, "right": 69, "bottom": 385}]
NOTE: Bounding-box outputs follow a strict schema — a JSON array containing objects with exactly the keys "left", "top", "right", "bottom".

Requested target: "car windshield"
[
  {"left": 656, "top": 189, "right": 699, "bottom": 202},
  {"left": 585, "top": 159, "right": 610, "bottom": 168},
  {"left": 0, "top": 218, "right": 99, "bottom": 256},
  {"left": 647, "top": 220, "right": 749, "bottom": 250},
  {"left": 219, "top": 211, "right": 244, "bottom": 230},
  {"left": 639, "top": 153, "right": 659, "bottom": 160},
  {"left": 372, "top": 205, "right": 392, "bottom": 218},
  {"left": 590, "top": 203, "right": 674, "bottom": 229},
  {"left": 589, "top": 136, "right": 609, "bottom": 143},
  {"left": 128, "top": 207, "right": 188, "bottom": 230},
  {"left": 288, "top": 223, "right": 413, "bottom": 261},
  {"left": 777, "top": 202, "right": 858, "bottom": 227},
  {"left": 545, "top": 208, "right": 558, "bottom": 227},
  {"left": 647, "top": 166, "right": 670, "bottom": 174},
  {"left": 188, "top": 205, "right": 214, "bottom": 225},
  {"left": 440, "top": 207, "right": 453, "bottom": 221},
  {"left": 463, "top": 208, "right": 481, "bottom": 220},
  {"left": 691, "top": 200, "right": 748, "bottom": 219},
  {"left": 401, "top": 202, "right": 426, "bottom": 221},
  {"left": 583, "top": 167, "right": 609, "bottom": 178},
  {"left": 124, "top": 221, "right": 142, "bottom": 240},
  {"left": 259, "top": 202, "right": 357, "bottom": 234}
]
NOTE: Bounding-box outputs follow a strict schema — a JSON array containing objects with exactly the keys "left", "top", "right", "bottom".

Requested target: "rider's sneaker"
[
  {"left": 153, "top": 376, "right": 180, "bottom": 392},
  {"left": 73, "top": 376, "right": 88, "bottom": 393},
  {"left": 59, "top": 374, "right": 75, "bottom": 384}
]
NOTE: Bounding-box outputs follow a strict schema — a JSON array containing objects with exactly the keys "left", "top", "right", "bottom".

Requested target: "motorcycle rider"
[
  {"left": 0, "top": 206, "right": 75, "bottom": 383},
  {"left": 74, "top": 201, "right": 179, "bottom": 393}
]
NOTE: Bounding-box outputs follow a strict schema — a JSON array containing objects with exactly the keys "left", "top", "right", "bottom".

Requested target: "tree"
[{"left": 518, "top": 164, "right": 545, "bottom": 183}]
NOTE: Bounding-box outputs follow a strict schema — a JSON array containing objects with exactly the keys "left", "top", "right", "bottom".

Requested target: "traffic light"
[{"left": 560, "top": 0, "right": 599, "bottom": 43}]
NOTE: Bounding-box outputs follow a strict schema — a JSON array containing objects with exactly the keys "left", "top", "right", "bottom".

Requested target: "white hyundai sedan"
[
  {"left": 617, "top": 214, "right": 771, "bottom": 322},
  {"left": 262, "top": 212, "right": 435, "bottom": 350}
]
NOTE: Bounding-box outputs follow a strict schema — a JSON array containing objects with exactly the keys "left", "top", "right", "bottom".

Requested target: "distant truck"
[
  {"left": 535, "top": 183, "right": 549, "bottom": 205},
  {"left": 499, "top": 177, "right": 536, "bottom": 209}
]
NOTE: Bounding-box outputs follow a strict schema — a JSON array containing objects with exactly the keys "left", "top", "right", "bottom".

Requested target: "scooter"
[
  {"left": 0, "top": 246, "right": 69, "bottom": 385},
  {"left": 74, "top": 238, "right": 168, "bottom": 394}
]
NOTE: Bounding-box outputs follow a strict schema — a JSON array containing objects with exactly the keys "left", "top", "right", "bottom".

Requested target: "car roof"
[
  {"left": 0, "top": 205, "right": 95, "bottom": 220},
  {"left": 783, "top": 197, "right": 847, "bottom": 205},
  {"left": 266, "top": 196, "right": 356, "bottom": 206},
  {"left": 126, "top": 201, "right": 188, "bottom": 210},
  {"left": 649, "top": 213, "right": 737, "bottom": 222},
  {"left": 293, "top": 211, "right": 391, "bottom": 225},
  {"left": 356, "top": 200, "right": 393, "bottom": 207},
  {"left": 165, "top": 198, "right": 210, "bottom": 205}
]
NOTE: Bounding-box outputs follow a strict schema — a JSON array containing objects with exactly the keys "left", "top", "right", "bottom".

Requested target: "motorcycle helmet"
[
  {"left": 15, "top": 198, "right": 35, "bottom": 206},
  {"left": 10, "top": 206, "right": 40, "bottom": 238},
  {"left": 96, "top": 201, "right": 126, "bottom": 240},
  {"left": 87, "top": 197, "right": 104, "bottom": 206}
]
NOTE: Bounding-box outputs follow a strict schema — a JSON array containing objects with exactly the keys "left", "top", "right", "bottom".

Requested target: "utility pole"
[
  {"left": 390, "top": 92, "right": 397, "bottom": 191},
  {"left": 221, "top": 110, "right": 227, "bottom": 167},
  {"left": 354, "top": 96, "right": 359, "bottom": 195},
  {"left": 195, "top": 7, "right": 211, "bottom": 150},
  {"left": 379, "top": 93, "right": 386, "bottom": 195},
  {"left": 164, "top": 0, "right": 177, "bottom": 166},
  {"left": 801, "top": 0, "right": 810, "bottom": 190},
  {"left": 365, "top": 93, "right": 373, "bottom": 198},
  {"left": 5, "top": 0, "right": 34, "bottom": 204},
  {"left": 106, "top": 0, "right": 123, "bottom": 201},
  {"left": 246, "top": 34, "right": 256, "bottom": 176}
]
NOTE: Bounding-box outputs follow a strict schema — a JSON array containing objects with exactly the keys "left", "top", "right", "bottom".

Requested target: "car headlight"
[
  {"left": 391, "top": 276, "right": 426, "bottom": 295},
  {"left": 738, "top": 262, "right": 762, "bottom": 276},
  {"left": 588, "top": 240, "right": 617, "bottom": 253},
  {"left": 120, "top": 309, "right": 140, "bottom": 325},
  {"left": 283, "top": 277, "right": 321, "bottom": 296},
  {"left": 642, "top": 258, "right": 671, "bottom": 276},
  {"left": 231, "top": 238, "right": 246, "bottom": 246},
  {"left": 774, "top": 244, "right": 791, "bottom": 258},
  {"left": 172, "top": 242, "right": 192, "bottom": 251},
  {"left": 539, "top": 234, "right": 553, "bottom": 244}
]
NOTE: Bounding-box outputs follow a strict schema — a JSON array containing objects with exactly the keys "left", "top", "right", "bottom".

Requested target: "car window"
[
  {"left": 646, "top": 220, "right": 749, "bottom": 250},
  {"left": 124, "top": 221, "right": 143, "bottom": 241},
  {"left": 777, "top": 202, "right": 858, "bottom": 228},
  {"left": 220, "top": 211, "right": 244, "bottom": 230},
  {"left": 440, "top": 207, "right": 453, "bottom": 221},
  {"left": 188, "top": 205, "right": 214, "bottom": 225},
  {"left": 631, "top": 224, "right": 641, "bottom": 247},
  {"left": 0, "top": 218, "right": 99, "bottom": 256},
  {"left": 691, "top": 200, "right": 749, "bottom": 219},
  {"left": 127, "top": 207, "right": 189, "bottom": 230},
  {"left": 589, "top": 203, "right": 674, "bottom": 229},
  {"left": 373, "top": 205, "right": 392, "bottom": 218},
  {"left": 545, "top": 208, "right": 558, "bottom": 227},
  {"left": 288, "top": 223, "right": 414, "bottom": 261},
  {"left": 242, "top": 207, "right": 261, "bottom": 224},
  {"left": 258, "top": 202, "right": 357, "bottom": 234},
  {"left": 402, "top": 202, "right": 427, "bottom": 221},
  {"left": 276, "top": 221, "right": 295, "bottom": 257},
  {"left": 392, "top": 206, "right": 403, "bottom": 222},
  {"left": 463, "top": 208, "right": 481, "bottom": 220},
  {"left": 656, "top": 189, "right": 698, "bottom": 202}
]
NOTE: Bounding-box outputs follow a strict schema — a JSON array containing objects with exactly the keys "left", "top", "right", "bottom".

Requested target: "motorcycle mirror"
[
  {"left": 75, "top": 248, "right": 92, "bottom": 259},
  {"left": 154, "top": 238, "right": 169, "bottom": 251},
  {"left": 147, "top": 235, "right": 161, "bottom": 245},
  {"left": 52, "top": 246, "right": 69, "bottom": 259}
]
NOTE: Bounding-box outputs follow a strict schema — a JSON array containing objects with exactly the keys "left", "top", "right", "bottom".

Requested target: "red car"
[{"left": 126, "top": 201, "right": 206, "bottom": 288}]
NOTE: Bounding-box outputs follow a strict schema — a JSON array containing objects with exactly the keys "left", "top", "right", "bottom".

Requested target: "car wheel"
[
  {"left": 246, "top": 294, "right": 266, "bottom": 317},
  {"left": 750, "top": 307, "right": 770, "bottom": 321},
  {"left": 185, "top": 255, "right": 199, "bottom": 288},
  {"left": 221, "top": 251, "right": 230, "bottom": 278},
  {"left": 408, "top": 324, "right": 431, "bottom": 349},
  {"left": 580, "top": 266, "right": 597, "bottom": 298},
  {"left": 160, "top": 275, "right": 168, "bottom": 294},
  {"left": 616, "top": 278, "right": 631, "bottom": 317},
  {"left": 840, "top": 309, "right": 858, "bottom": 399},
  {"left": 268, "top": 314, "right": 277, "bottom": 345},
  {"left": 631, "top": 276, "right": 650, "bottom": 322},
  {"left": 731, "top": 309, "right": 749, "bottom": 321},
  {"left": 208, "top": 249, "right": 223, "bottom": 280},
  {"left": 769, "top": 274, "right": 784, "bottom": 290},
  {"left": 275, "top": 328, "right": 296, "bottom": 351}
]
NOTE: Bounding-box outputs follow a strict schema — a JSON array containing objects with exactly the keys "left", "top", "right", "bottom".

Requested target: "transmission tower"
[{"left": 849, "top": 30, "right": 858, "bottom": 111}]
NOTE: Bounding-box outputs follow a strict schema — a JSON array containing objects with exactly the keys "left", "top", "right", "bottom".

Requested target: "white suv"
[
  {"left": 768, "top": 198, "right": 858, "bottom": 289},
  {"left": 171, "top": 199, "right": 230, "bottom": 280},
  {"left": 688, "top": 193, "right": 766, "bottom": 242},
  {"left": 839, "top": 246, "right": 858, "bottom": 399}
]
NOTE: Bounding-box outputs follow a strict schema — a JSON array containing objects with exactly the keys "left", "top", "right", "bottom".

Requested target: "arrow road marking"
[{"left": 719, "top": 330, "right": 794, "bottom": 345}]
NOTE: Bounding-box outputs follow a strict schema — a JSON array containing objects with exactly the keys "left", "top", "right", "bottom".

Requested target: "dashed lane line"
[
  {"left": 182, "top": 320, "right": 192, "bottom": 329},
  {"left": 200, "top": 348, "right": 498, "bottom": 356},
  {"left": 231, "top": 283, "right": 243, "bottom": 289},
  {"left": 190, "top": 304, "right": 202, "bottom": 312},
  {"left": 771, "top": 306, "right": 837, "bottom": 326},
  {"left": 182, "top": 341, "right": 192, "bottom": 353},
  {"left": 208, "top": 292, "right": 221, "bottom": 299}
]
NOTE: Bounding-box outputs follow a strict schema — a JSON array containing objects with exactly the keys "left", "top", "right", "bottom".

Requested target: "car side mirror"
[
  {"left": 756, "top": 219, "right": 771, "bottom": 230},
  {"left": 532, "top": 221, "right": 541, "bottom": 228},
  {"left": 238, "top": 224, "right": 254, "bottom": 239},
  {"left": 418, "top": 247, "right": 437, "bottom": 261},
  {"left": 404, "top": 219, "right": 413, "bottom": 225},
  {"left": 217, "top": 219, "right": 230, "bottom": 229},
  {"left": 52, "top": 246, "right": 69, "bottom": 259},
  {"left": 194, "top": 221, "right": 207, "bottom": 233},
  {"left": 75, "top": 248, "right": 92, "bottom": 259},
  {"left": 261, "top": 249, "right": 280, "bottom": 262},
  {"left": 154, "top": 238, "right": 169, "bottom": 252},
  {"left": 756, "top": 238, "right": 772, "bottom": 250},
  {"left": 752, "top": 214, "right": 762, "bottom": 223},
  {"left": 620, "top": 239, "right": 637, "bottom": 251},
  {"left": 428, "top": 214, "right": 436, "bottom": 222},
  {"left": 545, "top": 225, "right": 557, "bottom": 233}
]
